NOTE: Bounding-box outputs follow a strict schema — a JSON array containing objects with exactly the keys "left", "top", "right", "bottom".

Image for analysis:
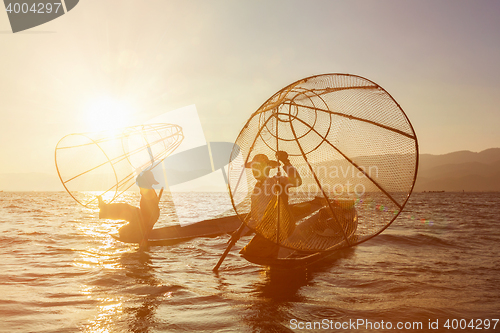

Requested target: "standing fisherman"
[{"left": 239, "top": 151, "right": 302, "bottom": 258}]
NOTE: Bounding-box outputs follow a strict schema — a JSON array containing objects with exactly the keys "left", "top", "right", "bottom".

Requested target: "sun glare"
[{"left": 84, "top": 96, "right": 136, "bottom": 133}]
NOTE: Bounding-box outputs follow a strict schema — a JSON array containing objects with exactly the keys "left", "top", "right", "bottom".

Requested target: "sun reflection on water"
[
  {"left": 84, "top": 298, "right": 125, "bottom": 333},
  {"left": 73, "top": 215, "right": 129, "bottom": 269},
  {"left": 70, "top": 201, "right": 166, "bottom": 333},
  {"left": 70, "top": 199, "right": 139, "bottom": 332}
]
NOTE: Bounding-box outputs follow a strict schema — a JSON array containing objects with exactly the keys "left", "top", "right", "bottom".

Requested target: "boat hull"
[
  {"left": 111, "top": 197, "right": 325, "bottom": 246},
  {"left": 240, "top": 200, "right": 358, "bottom": 269},
  {"left": 111, "top": 214, "right": 242, "bottom": 246}
]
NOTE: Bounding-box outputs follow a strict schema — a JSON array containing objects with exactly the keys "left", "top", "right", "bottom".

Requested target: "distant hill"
[
  {"left": 1, "top": 148, "right": 499, "bottom": 192},
  {"left": 414, "top": 148, "right": 500, "bottom": 192},
  {"left": 418, "top": 148, "right": 500, "bottom": 170}
]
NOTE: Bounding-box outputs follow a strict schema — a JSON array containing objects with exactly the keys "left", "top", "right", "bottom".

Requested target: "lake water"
[{"left": 1, "top": 192, "right": 499, "bottom": 332}]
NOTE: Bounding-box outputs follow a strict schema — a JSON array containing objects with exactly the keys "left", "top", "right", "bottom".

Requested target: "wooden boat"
[
  {"left": 113, "top": 197, "right": 358, "bottom": 270},
  {"left": 112, "top": 214, "right": 241, "bottom": 246},
  {"left": 111, "top": 197, "right": 326, "bottom": 246},
  {"left": 240, "top": 198, "right": 358, "bottom": 269}
]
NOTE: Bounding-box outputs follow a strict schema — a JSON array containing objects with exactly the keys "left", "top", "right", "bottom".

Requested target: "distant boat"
[{"left": 423, "top": 190, "right": 445, "bottom": 193}]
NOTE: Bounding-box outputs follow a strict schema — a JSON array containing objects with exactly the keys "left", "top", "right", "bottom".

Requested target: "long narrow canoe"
[
  {"left": 113, "top": 197, "right": 358, "bottom": 270},
  {"left": 111, "top": 197, "right": 324, "bottom": 246},
  {"left": 111, "top": 213, "right": 242, "bottom": 246}
]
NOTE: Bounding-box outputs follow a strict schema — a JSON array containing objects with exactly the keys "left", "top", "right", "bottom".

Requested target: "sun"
[{"left": 84, "top": 96, "right": 136, "bottom": 133}]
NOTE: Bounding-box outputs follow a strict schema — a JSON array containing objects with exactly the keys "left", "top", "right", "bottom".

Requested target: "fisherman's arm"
[
  {"left": 283, "top": 162, "right": 302, "bottom": 187},
  {"left": 277, "top": 151, "right": 302, "bottom": 187}
]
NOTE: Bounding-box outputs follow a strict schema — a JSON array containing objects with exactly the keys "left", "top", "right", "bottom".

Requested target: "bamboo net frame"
[
  {"left": 55, "top": 123, "right": 183, "bottom": 207},
  {"left": 228, "top": 73, "right": 418, "bottom": 253}
]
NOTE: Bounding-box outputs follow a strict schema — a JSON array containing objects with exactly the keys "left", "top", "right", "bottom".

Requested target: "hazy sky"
[{"left": 1, "top": 0, "right": 499, "bottom": 174}]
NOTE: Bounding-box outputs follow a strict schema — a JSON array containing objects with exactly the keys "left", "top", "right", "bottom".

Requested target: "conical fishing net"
[
  {"left": 55, "top": 124, "right": 183, "bottom": 207},
  {"left": 229, "top": 74, "right": 418, "bottom": 253}
]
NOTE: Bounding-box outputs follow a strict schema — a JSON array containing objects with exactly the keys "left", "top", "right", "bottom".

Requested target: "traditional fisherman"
[
  {"left": 97, "top": 169, "right": 160, "bottom": 248},
  {"left": 240, "top": 151, "right": 302, "bottom": 258}
]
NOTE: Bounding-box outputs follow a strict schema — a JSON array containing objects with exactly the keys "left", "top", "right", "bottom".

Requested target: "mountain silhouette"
[{"left": 415, "top": 148, "right": 500, "bottom": 192}]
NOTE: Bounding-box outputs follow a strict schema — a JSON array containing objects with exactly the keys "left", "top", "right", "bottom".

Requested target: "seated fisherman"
[
  {"left": 240, "top": 151, "right": 302, "bottom": 258},
  {"left": 98, "top": 169, "right": 160, "bottom": 248}
]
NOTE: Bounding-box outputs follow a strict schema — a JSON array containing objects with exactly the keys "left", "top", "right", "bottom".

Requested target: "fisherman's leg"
[
  {"left": 98, "top": 196, "right": 141, "bottom": 223},
  {"left": 239, "top": 234, "right": 279, "bottom": 258},
  {"left": 316, "top": 207, "right": 343, "bottom": 233},
  {"left": 138, "top": 190, "right": 160, "bottom": 247},
  {"left": 290, "top": 202, "right": 311, "bottom": 217},
  {"left": 118, "top": 214, "right": 143, "bottom": 243}
]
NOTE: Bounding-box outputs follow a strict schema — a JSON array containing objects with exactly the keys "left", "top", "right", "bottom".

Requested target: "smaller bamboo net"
[
  {"left": 229, "top": 74, "right": 418, "bottom": 253},
  {"left": 55, "top": 124, "right": 183, "bottom": 207}
]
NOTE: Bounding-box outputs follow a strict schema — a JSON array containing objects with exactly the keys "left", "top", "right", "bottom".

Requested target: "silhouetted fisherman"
[
  {"left": 240, "top": 151, "right": 302, "bottom": 258},
  {"left": 98, "top": 170, "right": 160, "bottom": 248}
]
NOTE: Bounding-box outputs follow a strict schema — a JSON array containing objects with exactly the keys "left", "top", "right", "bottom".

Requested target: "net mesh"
[
  {"left": 229, "top": 74, "right": 418, "bottom": 253},
  {"left": 55, "top": 124, "right": 183, "bottom": 207}
]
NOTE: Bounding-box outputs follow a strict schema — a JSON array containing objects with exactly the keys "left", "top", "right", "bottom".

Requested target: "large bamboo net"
[
  {"left": 229, "top": 74, "right": 418, "bottom": 253},
  {"left": 55, "top": 124, "right": 183, "bottom": 207}
]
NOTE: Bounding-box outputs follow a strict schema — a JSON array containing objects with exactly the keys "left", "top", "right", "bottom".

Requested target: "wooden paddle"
[{"left": 213, "top": 222, "right": 246, "bottom": 272}]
